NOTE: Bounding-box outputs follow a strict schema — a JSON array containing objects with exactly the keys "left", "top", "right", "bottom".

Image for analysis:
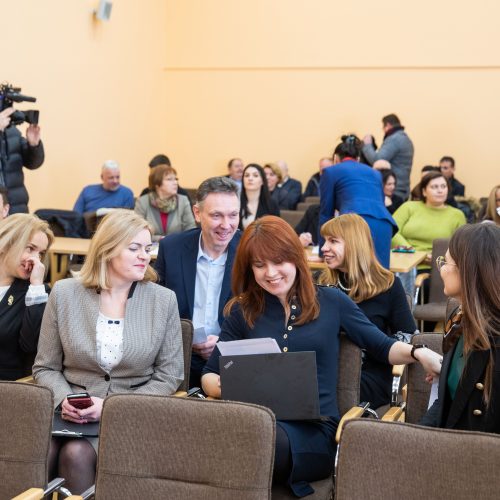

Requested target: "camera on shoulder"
[{"left": 0, "top": 82, "right": 39, "bottom": 126}]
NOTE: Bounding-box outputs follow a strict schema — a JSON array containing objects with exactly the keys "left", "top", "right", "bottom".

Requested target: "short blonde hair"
[
  {"left": 318, "top": 213, "right": 394, "bottom": 302},
  {"left": 0, "top": 214, "right": 54, "bottom": 273},
  {"left": 263, "top": 163, "right": 283, "bottom": 184},
  {"left": 77, "top": 209, "right": 157, "bottom": 289}
]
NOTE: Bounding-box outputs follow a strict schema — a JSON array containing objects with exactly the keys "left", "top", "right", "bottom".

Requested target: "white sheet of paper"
[
  {"left": 217, "top": 338, "right": 281, "bottom": 356},
  {"left": 427, "top": 377, "right": 439, "bottom": 409},
  {"left": 311, "top": 245, "right": 319, "bottom": 255},
  {"left": 193, "top": 327, "right": 208, "bottom": 344}
]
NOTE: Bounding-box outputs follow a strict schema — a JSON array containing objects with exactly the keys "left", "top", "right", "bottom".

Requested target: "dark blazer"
[
  {"left": 295, "top": 204, "right": 320, "bottom": 245},
  {"left": 155, "top": 228, "right": 241, "bottom": 327},
  {"left": 239, "top": 199, "right": 280, "bottom": 230},
  {"left": 0, "top": 279, "right": 49, "bottom": 380},
  {"left": 421, "top": 337, "right": 500, "bottom": 434},
  {"left": 280, "top": 177, "right": 302, "bottom": 209}
]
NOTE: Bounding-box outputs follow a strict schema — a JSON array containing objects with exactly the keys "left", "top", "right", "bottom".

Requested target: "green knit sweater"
[{"left": 392, "top": 201, "right": 466, "bottom": 257}]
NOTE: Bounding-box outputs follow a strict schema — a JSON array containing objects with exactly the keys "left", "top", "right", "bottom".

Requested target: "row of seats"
[{"left": 6, "top": 331, "right": 500, "bottom": 499}]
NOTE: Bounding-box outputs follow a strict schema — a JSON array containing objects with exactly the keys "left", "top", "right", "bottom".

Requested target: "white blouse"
[{"left": 96, "top": 312, "right": 124, "bottom": 373}]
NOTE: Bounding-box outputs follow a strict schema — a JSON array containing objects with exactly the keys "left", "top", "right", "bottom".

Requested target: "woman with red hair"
[{"left": 202, "top": 215, "right": 441, "bottom": 497}]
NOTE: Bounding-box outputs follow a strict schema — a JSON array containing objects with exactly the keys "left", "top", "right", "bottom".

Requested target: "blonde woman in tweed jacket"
[{"left": 33, "top": 209, "right": 184, "bottom": 494}]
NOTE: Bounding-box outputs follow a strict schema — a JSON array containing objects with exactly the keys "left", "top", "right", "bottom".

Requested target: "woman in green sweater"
[{"left": 392, "top": 171, "right": 466, "bottom": 297}]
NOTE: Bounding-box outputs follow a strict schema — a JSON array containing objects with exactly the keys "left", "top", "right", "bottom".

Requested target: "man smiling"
[{"left": 155, "top": 176, "right": 241, "bottom": 387}]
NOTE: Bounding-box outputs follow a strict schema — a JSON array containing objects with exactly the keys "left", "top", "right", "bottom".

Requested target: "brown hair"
[
  {"left": 224, "top": 215, "right": 319, "bottom": 327},
  {"left": 148, "top": 165, "right": 177, "bottom": 192},
  {"left": 448, "top": 223, "right": 500, "bottom": 405},
  {"left": 419, "top": 171, "right": 449, "bottom": 203},
  {"left": 318, "top": 214, "right": 394, "bottom": 301}
]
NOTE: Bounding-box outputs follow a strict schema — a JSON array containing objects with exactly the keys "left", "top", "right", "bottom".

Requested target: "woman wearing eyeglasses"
[
  {"left": 135, "top": 164, "right": 196, "bottom": 240},
  {"left": 421, "top": 223, "right": 500, "bottom": 433}
]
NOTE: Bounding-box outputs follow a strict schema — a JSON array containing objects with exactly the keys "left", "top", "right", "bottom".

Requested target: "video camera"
[{"left": 0, "top": 83, "right": 39, "bottom": 126}]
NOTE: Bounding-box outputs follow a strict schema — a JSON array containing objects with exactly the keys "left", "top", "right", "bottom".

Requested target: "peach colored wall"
[
  {"left": 3, "top": 1, "right": 499, "bottom": 210},
  {"left": 164, "top": 0, "right": 500, "bottom": 198},
  {"left": 3, "top": 0, "right": 169, "bottom": 211}
]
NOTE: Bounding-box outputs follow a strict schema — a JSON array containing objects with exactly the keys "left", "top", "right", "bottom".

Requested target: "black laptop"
[{"left": 219, "top": 351, "right": 321, "bottom": 420}]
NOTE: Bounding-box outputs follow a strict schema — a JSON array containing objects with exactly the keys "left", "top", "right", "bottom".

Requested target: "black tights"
[
  {"left": 273, "top": 424, "right": 292, "bottom": 485},
  {"left": 48, "top": 437, "right": 97, "bottom": 495}
]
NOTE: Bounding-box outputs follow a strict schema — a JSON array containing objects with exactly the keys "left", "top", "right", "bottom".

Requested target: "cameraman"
[{"left": 0, "top": 106, "right": 44, "bottom": 214}]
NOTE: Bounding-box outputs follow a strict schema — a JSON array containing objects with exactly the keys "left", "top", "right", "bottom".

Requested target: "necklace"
[{"left": 337, "top": 278, "right": 351, "bottom": 292}]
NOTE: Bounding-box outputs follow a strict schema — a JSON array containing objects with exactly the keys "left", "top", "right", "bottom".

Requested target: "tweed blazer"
[
  {"left": 134, "top": 193, "right": 196, "bottom": 240},
  {"left": 33, "top": 278, "right": 184, "bottom": 407}
]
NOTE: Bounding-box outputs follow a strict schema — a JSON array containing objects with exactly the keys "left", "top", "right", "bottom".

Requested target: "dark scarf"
[
  {"left": 384, "top": 125, "right": 405, "bottom": 140},
  {"left": 442, "top": 305, "right": 463, "bottom": 354}
]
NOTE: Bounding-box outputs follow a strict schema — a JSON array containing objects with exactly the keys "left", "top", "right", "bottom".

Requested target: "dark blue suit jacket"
[
  {"left": 319, "top": 160, "right": 396, "bottom": 228},
  {"left": 155, "top": 228, "right": 241, "bottom": 327}
]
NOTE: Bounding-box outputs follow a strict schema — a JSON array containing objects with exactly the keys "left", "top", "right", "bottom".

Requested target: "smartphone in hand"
[{"left": 67, "top": 392, "right": 93, "bottom": 409}]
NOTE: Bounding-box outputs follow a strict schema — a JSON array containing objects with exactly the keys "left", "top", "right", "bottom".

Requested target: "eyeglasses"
[{"left": 436, "top": 256, "right": 457, "bottom": 271}]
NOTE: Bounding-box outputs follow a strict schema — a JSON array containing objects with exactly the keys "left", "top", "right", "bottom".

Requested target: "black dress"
[
  {"left": 0, "top": 279, "right": 49, "bottom": 380},
  {"left": 204, "top": 286, "right": 395, "bottom": 496}
]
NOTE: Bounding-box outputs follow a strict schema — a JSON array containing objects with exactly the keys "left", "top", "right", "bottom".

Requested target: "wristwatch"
[{"left": 410, "top": 344, "right": 428, "bottom": 360}]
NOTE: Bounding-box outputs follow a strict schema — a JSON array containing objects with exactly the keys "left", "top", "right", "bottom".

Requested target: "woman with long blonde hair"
[
  {"left": 34, "top": 209, "right": 184, "bottom": 494},
  {"left": 319, "top": 213, "right": 416, "bottom": 408},
  {"left": 0, "top": 214, "right": 53, "bottom": 380}
]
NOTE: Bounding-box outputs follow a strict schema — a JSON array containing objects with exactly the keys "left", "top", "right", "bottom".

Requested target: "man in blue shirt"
[
  {"left": 73, "top": 160, "right": 135, "bottom": 213},
  {"left": 155, "top": 176, "right": 241, "bottom": 388}
]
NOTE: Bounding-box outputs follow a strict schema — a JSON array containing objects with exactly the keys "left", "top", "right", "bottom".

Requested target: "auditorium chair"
[
  {"left": 413, "top": 238, "right": 450, "bottom": 331},
  {"left": 335, "top": 419, "right": 500, "bottom": 500},
  {"left": 280, "top": 209, "right": 305, "bottom": 229},
  {"left": 71, "top": 395, "right": 275, "bottom": 500},
  {"left": 0, "top": 382, "right": 53, "bottom": 499},
  {"left": 381, "top": 333, "right": 443, "bottom": 424}
]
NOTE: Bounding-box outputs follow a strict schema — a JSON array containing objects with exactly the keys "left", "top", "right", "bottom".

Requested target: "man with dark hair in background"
[
  {"left": 0, "top": 107, "right": 44, "bottom": 214},
  {"left": 140, "top": 153, "right": 191, "bottom": 202},
  {"left": 439, "top": 156, "right": 465, "bottom": 198},
  {"left": 362, "top": 113, "right": 414, "bottom": 200}
]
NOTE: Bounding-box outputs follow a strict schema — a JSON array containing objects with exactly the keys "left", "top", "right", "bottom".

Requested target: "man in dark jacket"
[
  {"left": 362, "top": 113, "right": 414, "bottom": 200},
  {"left": 0, "top": 107, "right": 44, "bottom": 214}
]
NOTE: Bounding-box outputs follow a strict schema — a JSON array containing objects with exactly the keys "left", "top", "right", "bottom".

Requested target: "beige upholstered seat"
[
  {"left": 0, "top": 382, "right": 53, "bottom": 499},
  {"left": 335, "top": 419, "right": 500, "bottom": 500},
  {"left": 272, "top": 333, "right": 362, "bottom": 499},
  {"left": 280, "top": 209, "right": 305, "bottom": 229},
  {"left": 413, "top": 238, "right": 450, "bottom": 329},
  {"left": 178, "top": 318, "right": 193, "bottom": 392},
  {"left": 94, "top": 395, "right": 275, "bottom": 500}
]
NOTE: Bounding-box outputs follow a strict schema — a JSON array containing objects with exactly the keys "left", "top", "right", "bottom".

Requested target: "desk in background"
[
  {"left": 305, "top": 247, "right": 427, "bottom": 274},
  {"left": 48, "top": 237, "right": 158, "bottom": 286}
]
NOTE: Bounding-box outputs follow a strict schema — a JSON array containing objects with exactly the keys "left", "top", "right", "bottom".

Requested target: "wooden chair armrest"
[
  {"left": 16, "top": 375, "right": 36, "bottom": 384},
  {"left": 392, "top": 364, "right": 405, "bottom": 377},
  {"left": 381, "top": 402, "right": 406, "bottom": 422},
  {"left": 335, "top": 403, "right": 370, "bottom": 443},
  {"left": 401, "top": 383, "right": 407, "bottom": 402},
  {"left": 11, "top": 488, "right": 44, "bottom": 500},
  {"left": 173, "top": 391, "right": 188, "bottom": 398},
  {"left": 414, "top": 272, "right": 430, "bottom": 289}
]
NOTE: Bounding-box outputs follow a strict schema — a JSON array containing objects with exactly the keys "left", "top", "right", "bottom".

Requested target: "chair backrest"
[
  {"left": 35, "top": 209, "right": 88, "bottom": 238},
  {"left": 428, "top": 238, "right": 450, "bottom": 303},
  {"left": 405, "top": 333, "right": 443, "bottom": 424},
  {"left": 83, "top": 212, "right": 106, "bottom": 237},
  {"left": 445, "top": 296, "right": 460, "bottom": 321},
  {"left": 296, "top": 202, "right": 315, "bottom": 212},
  {"left": 179, "top": 319, "right": 193, "bottom": 391},
  {"left": 280, "top": 209, "right": 305, "bottom": 229},
  {"left": 336, "top": 419, "right": 500, "bottom": 500},
  {"left": 0, "top": 382, "right": 53, "bottom": 499},
  {"left": 304, "top": 196, "right": 320, "bottom": 204},
  {"left": 337, "top": 334, "right": 362, "bottom": 415},
  {"left": 96, "top": 395, "right": 275, "bottom": 500}
]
